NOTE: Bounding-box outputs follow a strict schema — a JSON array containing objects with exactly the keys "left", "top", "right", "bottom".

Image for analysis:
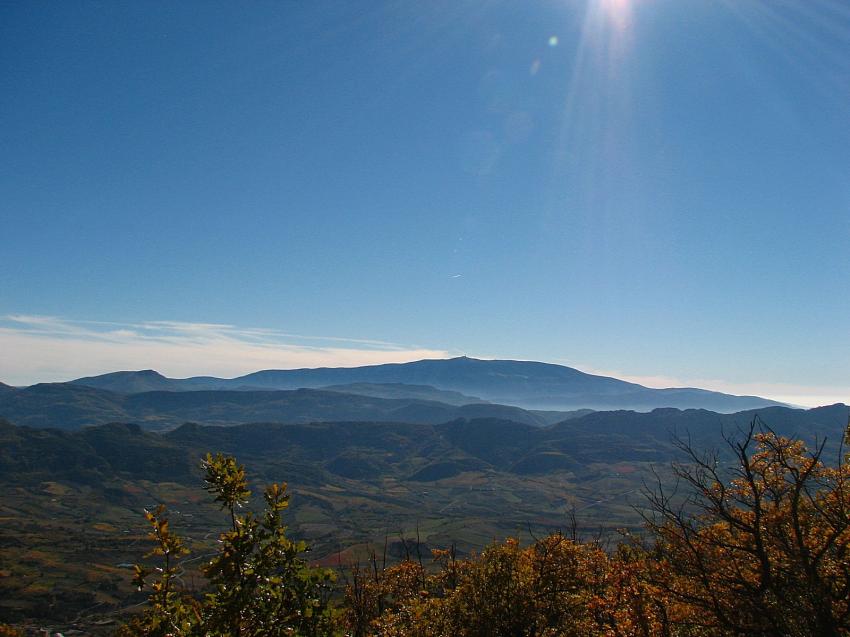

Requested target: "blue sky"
[{"left": 2, "top": 1, "right": 849, "bottom": 406}]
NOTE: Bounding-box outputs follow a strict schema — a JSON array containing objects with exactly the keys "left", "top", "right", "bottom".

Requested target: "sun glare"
[{"left": 600, "top": 0, "right": 633, "bottom": 32}]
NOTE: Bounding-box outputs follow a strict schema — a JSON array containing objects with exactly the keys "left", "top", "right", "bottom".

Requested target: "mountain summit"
[{"left": 71, "top": 369, "right": 175, "bottom": 393}]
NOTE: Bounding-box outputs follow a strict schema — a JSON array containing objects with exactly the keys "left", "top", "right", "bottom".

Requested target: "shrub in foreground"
[{"left": 118, "top": 453, "right": 336, "bottom": 637}]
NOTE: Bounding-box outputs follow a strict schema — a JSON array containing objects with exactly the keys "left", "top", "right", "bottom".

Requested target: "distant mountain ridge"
[
  {"left": 0, "top": 383, "right": 566, "bottom": 431},
  {"left": 68, "top": 357, "right": 787, "bottom": 412}
]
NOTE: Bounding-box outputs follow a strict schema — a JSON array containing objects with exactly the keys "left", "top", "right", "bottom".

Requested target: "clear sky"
[{"left": 2, "top": 1, "right": 849, "bottom": 406}]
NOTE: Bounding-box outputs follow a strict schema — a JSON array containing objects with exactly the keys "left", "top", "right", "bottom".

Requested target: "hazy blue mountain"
[
  {"left": 321, "top": 382, "right": 485, "bottom": 406},
  {"left": 69, "top": 369, "right": 230, "bottom": 393},
  {"left": 70, "top": 369, "right": 180, "bottom": 393},
  {"left": 0, "top": 382, "right": 15, "bottom": 394},
  {"left": 0, "top": 383, "right": 552, "bottom": 430},
  {"left": 530, "top": 408, "right": 595, "bottom": 425},
  {"left": 70, "top": 357, "right": 788, "bottom": 412}
]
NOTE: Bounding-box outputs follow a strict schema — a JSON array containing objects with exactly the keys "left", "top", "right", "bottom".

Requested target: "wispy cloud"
[{"left": 0, "top": 315, "right": 453, "bottom": 385}]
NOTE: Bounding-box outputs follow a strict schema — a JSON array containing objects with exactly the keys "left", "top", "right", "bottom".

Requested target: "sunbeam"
[{"left": 545, "top": 0, "right": 641, "bottom": 264}]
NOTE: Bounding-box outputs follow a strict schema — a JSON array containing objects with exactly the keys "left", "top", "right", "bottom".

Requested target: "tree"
[
  {"left": 118, "top": 453, "right": 337, "bottom": 637},
  {"left": 643, "top": 417, "right": 850, "bottom": 636}
]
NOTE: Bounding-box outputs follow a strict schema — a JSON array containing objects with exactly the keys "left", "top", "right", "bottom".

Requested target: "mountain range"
[{"left": 66, "top": 357, "right": 786, "bottom": 412}]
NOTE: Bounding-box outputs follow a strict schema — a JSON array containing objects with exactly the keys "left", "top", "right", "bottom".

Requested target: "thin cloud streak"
[
  {"left": 5, "top": 315, "right": 403, "bottom": 349},
  {"left": 0, "top": 315, "right": 452, "bottom": 385}
]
